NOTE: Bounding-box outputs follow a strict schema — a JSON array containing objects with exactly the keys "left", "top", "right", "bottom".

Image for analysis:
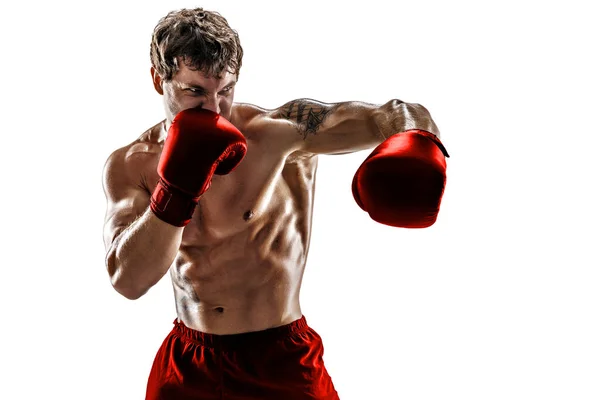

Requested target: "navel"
[{"left": 243, "top": 210, "right": 254, "bottom": 221}]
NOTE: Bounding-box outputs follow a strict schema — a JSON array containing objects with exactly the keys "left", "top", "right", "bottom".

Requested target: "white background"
[{"left": 1, "top": 0, "right": 599, "bottom": 399}]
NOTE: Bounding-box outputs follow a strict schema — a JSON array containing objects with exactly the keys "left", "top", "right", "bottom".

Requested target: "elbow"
[
  {"left": 377, "top": 100, "right": 440, "bottom": 138},
  {"left": 106, "top": 250, "right": 146, "bottom": 300},
  {"left": 408, "top": 103, "right": 440, "bottom": 137},
  {"left": 113, "top": 278, "right": 145, "bottom": 300}
]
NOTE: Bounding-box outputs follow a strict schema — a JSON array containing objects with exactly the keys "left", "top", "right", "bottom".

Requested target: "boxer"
[{"left": 102, "top": 7, "right": 449, "bottom": 400}]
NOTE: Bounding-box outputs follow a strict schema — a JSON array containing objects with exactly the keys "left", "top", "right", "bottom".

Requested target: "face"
[{"left": 151, "top": 59, "right": 237, "bottom": 126}]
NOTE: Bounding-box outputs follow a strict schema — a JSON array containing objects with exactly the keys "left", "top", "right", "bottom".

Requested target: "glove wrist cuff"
[
  {"left": 150, "top": 178, "right": 199, "bottom": 227},
  {"left": 398, "top": 129, "right": 450, "bottom": 158}
]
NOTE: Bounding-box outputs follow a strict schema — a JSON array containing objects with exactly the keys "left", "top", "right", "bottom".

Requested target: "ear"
[{"left": 150, "top": 67, "right": 164, "bottom": 95}]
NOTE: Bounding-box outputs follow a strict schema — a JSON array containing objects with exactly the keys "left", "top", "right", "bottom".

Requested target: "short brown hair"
[{"left": 150, "top": 8, "right": 243, "bottom": 80}]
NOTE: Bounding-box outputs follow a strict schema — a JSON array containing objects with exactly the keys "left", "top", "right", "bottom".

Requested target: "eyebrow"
[{"left": 183, "top": 81, "right": 237, "bottom": 91}]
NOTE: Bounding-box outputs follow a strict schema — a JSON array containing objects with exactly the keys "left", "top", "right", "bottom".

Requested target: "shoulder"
[
  {"left": 231, "top": 102, "right": 268, "bottom": 122},
  {"left": 103, "top": 122, "right": 164, "bottom": 188},
  {"left": 231, "top": 102, "right": 314, "bottom": 162},
  {"left": 231, "top": 101, "right": 296, "bottom": 138},
  {"left": 231, "top": 102, "right": 272, "bottom": 134},
  {"left": 107, "top": 121, "right": 164, "bottom": 163}
]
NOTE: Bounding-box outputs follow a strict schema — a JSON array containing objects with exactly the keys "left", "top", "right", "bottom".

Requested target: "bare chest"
[{"left": 179, "top": 140, "right": 307, "bottom": 245}]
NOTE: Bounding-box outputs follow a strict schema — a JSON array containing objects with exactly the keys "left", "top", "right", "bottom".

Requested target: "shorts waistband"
[{"left": 171, "top": 315, "right": 309, "bottom": 350}]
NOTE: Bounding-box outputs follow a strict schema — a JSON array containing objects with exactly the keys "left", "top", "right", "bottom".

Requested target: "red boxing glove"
[
  {"left": 352, "top": 130, "right": 449, "bottom": 228},
  {"left": 150, "top": 108, "right": 247, "bottom": 227}
]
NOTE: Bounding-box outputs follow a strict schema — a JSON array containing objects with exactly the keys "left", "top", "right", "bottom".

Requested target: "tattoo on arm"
[{"left": 277, "top": 98, "right": 338, "bottom": 139}]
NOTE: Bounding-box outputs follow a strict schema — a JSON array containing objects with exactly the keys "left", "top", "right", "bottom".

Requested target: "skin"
[{"left": 102, "top": 59, "right": 440, "bottom": 334}]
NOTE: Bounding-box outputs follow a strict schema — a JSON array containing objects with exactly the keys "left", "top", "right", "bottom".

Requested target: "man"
[{"left": 102, "top": 7, "right": 449, "bottom": 400}]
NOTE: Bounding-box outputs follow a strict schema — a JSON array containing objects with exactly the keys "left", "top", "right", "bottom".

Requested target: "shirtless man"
[{"left": 102, "top": 7, "right": 449, "bottom": 400}]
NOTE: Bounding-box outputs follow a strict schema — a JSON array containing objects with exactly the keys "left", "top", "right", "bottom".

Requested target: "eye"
[
  {"left": 183, "top": 88, "right": 204, "bottom": 96},
  {"left": 221, "top": 86, "right": 234, "bottom": 94}
]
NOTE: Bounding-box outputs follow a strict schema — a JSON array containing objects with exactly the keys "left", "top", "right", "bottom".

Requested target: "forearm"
[
  {"left": 106, "top": 208, "right": 184, "bottom": 299},
  {"left": 373, "top": 99, "right": 440, "bottom": 140}
]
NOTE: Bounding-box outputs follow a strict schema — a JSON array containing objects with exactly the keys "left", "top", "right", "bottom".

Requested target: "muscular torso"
[{"left": 128, "top": 103, "right": 318, "bottom": 334}]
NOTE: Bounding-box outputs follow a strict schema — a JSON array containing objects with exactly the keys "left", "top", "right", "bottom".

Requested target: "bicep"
[
  {"left": 102, "top": 150, "right": 152, "bottom": 251},
  {"left": 270, "top": 98, "right": 381, "bottom": 155},
  {"left": 275, "top": 98, "right": 341, "bottom": 138}
]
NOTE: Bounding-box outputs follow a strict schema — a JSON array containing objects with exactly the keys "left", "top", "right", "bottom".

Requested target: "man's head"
[{"left": 150, "top": 8, "right": 243, "bottom": 122}]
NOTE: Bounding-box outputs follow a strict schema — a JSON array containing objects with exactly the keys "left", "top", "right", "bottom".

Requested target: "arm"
[
  {"left": 102, "top": 146, "right": 183, "bottom": 300},
  {"left": 270, "top": 98, "right": 440, "bottom": 155},
  {"left": 102, "top": 109, "right": 246, "bottom": 299}
]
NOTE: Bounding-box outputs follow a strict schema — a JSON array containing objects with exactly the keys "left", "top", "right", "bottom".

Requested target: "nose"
[{"left": 201, "top": 96, "right": 220, "bottom": 115}]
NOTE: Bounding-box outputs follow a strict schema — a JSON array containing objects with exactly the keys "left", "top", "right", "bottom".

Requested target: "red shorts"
[{"left": 146, "top": 316, "right": 339, "bottom": 399}]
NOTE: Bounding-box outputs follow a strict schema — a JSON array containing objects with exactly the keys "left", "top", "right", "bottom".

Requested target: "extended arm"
[
  {"left": 271, "top": 98, "right": 440, "bottom": 155},
  {"left": 268, "top": 97, "right": 448, "bottom": 228}
]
